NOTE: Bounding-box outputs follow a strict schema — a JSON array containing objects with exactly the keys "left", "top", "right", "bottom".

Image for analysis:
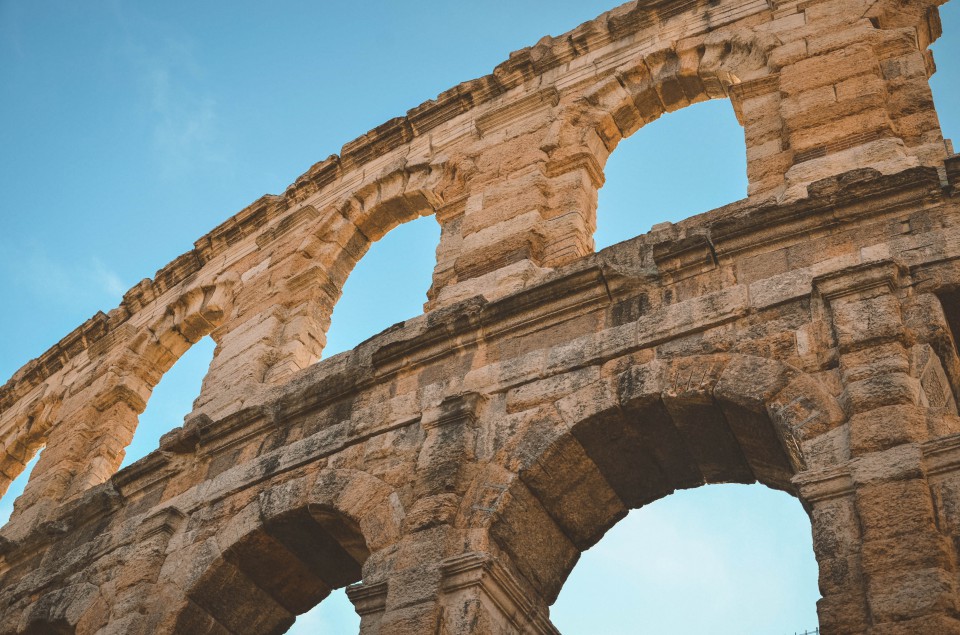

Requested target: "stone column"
[
  {"left": 353, "top": 392, "right": 560, "bottom": 634},
  {"left": 796, "top": 470, "right": 870, "bottom": 634},
  {"left": 191, "top": 204, "right": 381, "bottom": 418},
  {"left": 192, "top": 280, "right": 331, "bottom": 420},
  {"left": 809, "top": 261, "right": 960, "bottom": 633},
  {"left": 730, "top": 75, "right": 790, "bottom": 199},
  {"left": 353, "top": 543, "right": 559, "bottom": 635},
  {"left": 426, "top": 98, "right": 603, "bottom": 309},
  {"left": 347, "top": 580, "right": 388, "bottom": 635},
  {"left": 96, "top": 507, "right": 187, "bottom": 635},
  {"left": 436, "top": 552, "right": 560, "bottom": 635},
  {"left": 6, "top": 353, "right": 153, "bottom": 536},
  {"left": 775, "top": 0, "right": 949, "bottom": 199}
]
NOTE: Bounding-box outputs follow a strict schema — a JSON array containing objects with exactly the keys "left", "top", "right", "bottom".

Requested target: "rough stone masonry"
[{"left": 2, "top": 0, "right": 960, "bottom": 632}]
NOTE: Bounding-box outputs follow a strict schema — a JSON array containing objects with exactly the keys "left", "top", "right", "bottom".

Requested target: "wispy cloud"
[
  {"left": 144, "top": 63, "right": 225, "bottom": 178},
  {"left": 2, "top": 240, "right": 127, "bottom": 308},
  {"left": 92, "top": 257, "right": 127, "bottom": 297},
  {"left": 107, "top": 3, "right": 230, "bottom": 179}
]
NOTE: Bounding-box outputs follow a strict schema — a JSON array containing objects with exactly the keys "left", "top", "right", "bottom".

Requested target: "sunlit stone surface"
[{"left": 2, "top": 0, "right": 960, "bottom": 633}]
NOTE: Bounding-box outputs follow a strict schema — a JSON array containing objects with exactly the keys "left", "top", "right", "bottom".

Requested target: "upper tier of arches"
[{"left": 0, "top": 0, "right": 952, "bottom": 536}]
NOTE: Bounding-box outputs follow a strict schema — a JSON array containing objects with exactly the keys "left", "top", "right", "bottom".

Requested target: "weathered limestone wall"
[{"left": 1, "top": 0, "right": 958, "bottom": 633}]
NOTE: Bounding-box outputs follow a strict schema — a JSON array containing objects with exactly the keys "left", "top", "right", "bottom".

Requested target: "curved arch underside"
[
  {"left": 176, "top": 506, "right": 368, "bottom": 635},
  {"left": 484, "top": 354, "right": 832, "bottom": 604}
]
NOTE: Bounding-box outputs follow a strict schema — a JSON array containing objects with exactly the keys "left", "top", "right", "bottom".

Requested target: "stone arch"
[
  {"left": 0, "top": 390, "right": 61, "bottom": 500},
  {"left": 536, "top": 32, "right": 781, "bottom": 265},
  {"left": 159, "top": 468, "right": 403, "bottom": 635},
  {"left": 575, "top": 32, "right": 777, "bottom": 148},
  {"left": 268, "top": 159, "right": 448, "bottom": 365},
  {"left": 4, "top": 273, "right": 238, "bottom": 531},
  {"left": 468, "top": 354, "right": 844, "bottom": 606},
  {"left": 0, "top": 581, "right": 99, "bottom": 635}
]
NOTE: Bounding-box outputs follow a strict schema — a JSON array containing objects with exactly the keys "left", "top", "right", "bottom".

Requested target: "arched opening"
[
  {"left": 483, "top": 355, "right": 838, "bottom": 632},
  {"left": 156, "top": 468, "right": 403, "bottom": 634},
  {"left": 175, "top": 505, "right": 369, "bottom": 635},
  {"left": 119, "top": 335, "right": 215, "bottom": 469},
  {"left": 931, "top": 2, "right": 960, "bottom": 149},
  {"left": 595, "top": 99, "right": 747, "bottom": 249},
  {"left": 548, "top": 37, "right": 779, "bottom": 263},
  {"left": 551, "top": 483, "right": 819, "bottom": 633},
  {"left": 0, "top": 449, "right": 41, "bottom": 527},
  {"left": 323, "top": 214, "right": 441, "bottom": 358}
]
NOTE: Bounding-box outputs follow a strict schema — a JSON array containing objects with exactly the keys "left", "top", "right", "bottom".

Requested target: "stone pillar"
[
  {"left": 437, "top": 552, "right": 560, "bottom": 635},
  {"left": 426, "top": 101, "right": 603, "bottom": 309},
  {"left": 353, "top": 392, "right": 559, "bottom": 634},
  {"left": 730, "top": 75, "right": 790, "bottom": 199},
  {"left": 776, "top": 0, "right": 948, "bottom": 199},
  {"left": 808, "top": 261, "right": 960, "bottom": 633},
  {"left": 796, "top": 471, "right": 870, "bottom": 634},
  {"left": 354, "top": 544, "right": 559, "bottom": 635},
  {"left": 347, "top": 581, "right": 388, "bottom": 635},
  {"left": 6, "top": 354, "right": 153, "bottom": 536},
  {"left": 369, "top": 525, "right": 451, "bottom": 634},
  {"left": 96, "top": 507, "right": 187, "bottom": 635},
  {"left": 192, "top": 285, "right": 331, "bottom": 420},
  {"left": 192, "top": 205, "right": 379, "bottom": 418}
]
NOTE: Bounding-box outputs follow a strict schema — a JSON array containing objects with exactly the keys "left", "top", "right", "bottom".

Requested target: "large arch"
[
  {"left": 1, "top": 272, "right": 237, "bottom": 531},
  {"left": 171, "top": 506, "right": 368, "bottom": 635},
  {"left": 540, "top": 31, "right": 781, "bottom": 258},
  {"left": 470, "top": 354, "right": 844, "bottom": 612},
  {"left": 550, "top": 482, "right": 820, "bottom": 632},
  {"left": 151, "top": 468, "right": 404, "bottom": 635}
]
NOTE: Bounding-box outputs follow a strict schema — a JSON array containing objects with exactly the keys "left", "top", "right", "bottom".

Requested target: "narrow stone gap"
[
  {"left": 120, "top": 336, "right": 215, "bottom": 470},
  {"left": 939, "top": 291, "right": 960, "bottom": 358},
  {"left": 0, "top": 448, "right": 42, "bottom": 526}
]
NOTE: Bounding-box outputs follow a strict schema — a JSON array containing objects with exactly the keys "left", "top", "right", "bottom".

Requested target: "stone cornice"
[{"left": 440, "top": 552, "right": 560, "bottom": 635}]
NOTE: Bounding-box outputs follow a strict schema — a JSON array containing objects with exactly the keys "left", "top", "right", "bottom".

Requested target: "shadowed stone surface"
[{"left": 2, "top": 0, "right": 960, "bottom": 633}]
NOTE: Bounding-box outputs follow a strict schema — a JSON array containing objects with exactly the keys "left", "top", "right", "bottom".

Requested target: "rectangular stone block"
[
  {"left": 780, "top": 44, "right": 879, "bottom": 96},
  {"left": 855, "top": 478, "right": 937, "bottom": 542}
]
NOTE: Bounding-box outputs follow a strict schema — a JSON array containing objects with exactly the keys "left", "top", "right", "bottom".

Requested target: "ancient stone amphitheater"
[{"left": 2, "top": 0, "right": 959, "bottom": 633}]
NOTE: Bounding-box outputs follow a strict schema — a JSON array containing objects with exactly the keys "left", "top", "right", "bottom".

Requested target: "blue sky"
[{"left": 1, "top": 2, "right": 958, "bottom": 633}]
